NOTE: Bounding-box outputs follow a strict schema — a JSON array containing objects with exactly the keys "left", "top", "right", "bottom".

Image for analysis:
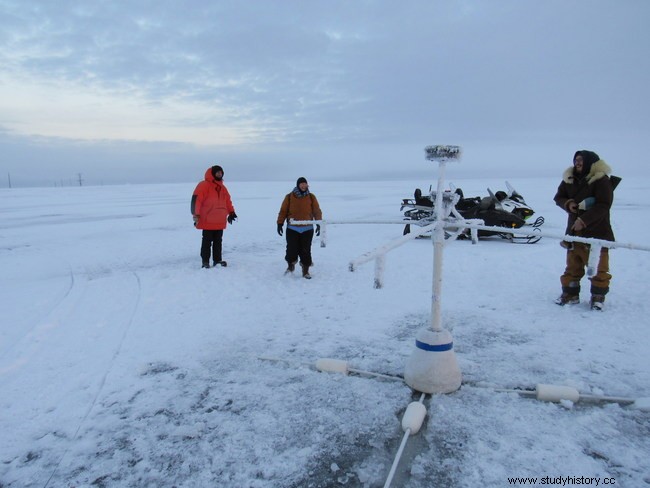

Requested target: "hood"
[
  {"left": 562, "top": 159, "right": 612, "bottom": 184},
  {"left": 204, "top": 168, "right": 223, "bottom": 184}
]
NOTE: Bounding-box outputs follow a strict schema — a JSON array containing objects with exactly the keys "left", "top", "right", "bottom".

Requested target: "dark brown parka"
[{"left": 553, "top": 159, "right": 615, "bottom": 242}]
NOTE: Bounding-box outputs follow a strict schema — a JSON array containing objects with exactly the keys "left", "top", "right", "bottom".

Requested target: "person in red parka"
[{"left": 191, "top": 165, "right": 237, "bottom": 268}]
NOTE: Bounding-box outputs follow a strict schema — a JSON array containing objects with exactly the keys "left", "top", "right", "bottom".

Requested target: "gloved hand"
[
  {"left": 571, "top": 217, "right": 586, "bottom": 232},
  {"left": 193, "top": 215, "right": 199, "bottom": 227},
  {"left": 567, "top": 200, "right": 578, "bottom": 213},
  {"left": 227, "top": 212, "right": 238, "bottom": 224},
  {"left": 277, "top": 223, "right": 284, "bottom": 236},
  {"left": 315, "top": 224, "right": 321, "bottom": 236}
]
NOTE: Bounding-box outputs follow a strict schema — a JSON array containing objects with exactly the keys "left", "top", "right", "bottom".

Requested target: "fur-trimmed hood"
[{"left": 562, "top": 159, "right": 612, "bottom": 185}]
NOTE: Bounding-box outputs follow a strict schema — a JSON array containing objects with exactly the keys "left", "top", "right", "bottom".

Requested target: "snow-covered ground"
[{"left": 1, "top": 175, "right": 649, "bottom": 487}]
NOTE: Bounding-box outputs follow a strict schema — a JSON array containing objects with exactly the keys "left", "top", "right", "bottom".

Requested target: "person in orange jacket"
[
  {"left": 191, "top": 165, "right": 237, "bottom": 268},
  {"left": 277, "top": 177, "right": 323, "bottom": 279}
]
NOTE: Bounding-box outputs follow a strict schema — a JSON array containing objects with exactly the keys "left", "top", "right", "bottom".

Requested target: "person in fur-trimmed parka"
[{"left": 553, "top": 150, "right": 614, "bottom": 310}]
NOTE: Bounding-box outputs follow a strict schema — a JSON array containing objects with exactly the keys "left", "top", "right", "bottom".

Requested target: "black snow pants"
[
  {"left": 201, "top": 229, "right": 223, "bottom": 263},
  {"left": 285, "top": 228, "right": 314, "bottom": 267}
]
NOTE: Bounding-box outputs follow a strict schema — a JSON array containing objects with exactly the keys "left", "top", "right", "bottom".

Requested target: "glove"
[
  {"left": 277, "top": 223, "right": 284, "bottom": 236},
  {"left": 193, "top": 215, "right": 199, "bottom": 227},
  {"left": 315, "top": 224, "right": 321, "bottom": 236},
  {"left": 227, "top": 212, "right": 237, "bottom": 224},
  {"left": 571, "top": 217, "right": 586, "bottom": 232},
  {"left": 567, "top": 200, "right": 578, "bottom": 214}
]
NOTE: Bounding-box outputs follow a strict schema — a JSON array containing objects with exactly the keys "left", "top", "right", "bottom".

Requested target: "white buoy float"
[
  {"left": 314, "top": 358, "right": 405, "bottom": 381},
  {"left": 535, "top": 384, "right": 580, "bottom": 403},
  {"left": 314, "top": 358, "right": 349, "bottom": 374},
  {"left": 631, "top": 398, "right": 650, "bottom": 411},
  {"left": 384, "top": 393, "right": 427, "bottom": 488},
  {"left": 401, "top": 401, "right": 427, "bottom": 435},
  {"left": 492, "top": 383, "right": 649, "bottom": 409}
]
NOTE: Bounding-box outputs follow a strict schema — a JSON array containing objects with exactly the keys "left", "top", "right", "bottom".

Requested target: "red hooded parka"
[{"left": 191, "top": 168, "right": 235, "bottom": 230}]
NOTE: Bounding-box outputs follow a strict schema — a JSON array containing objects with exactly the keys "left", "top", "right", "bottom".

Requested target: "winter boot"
[
  {"left": 555, "top": 292, "right": 579, "bottom": 306},
  {"left": 202, "top": 261, "right": 210, "bottom": 269},
  {"left": 301, "top": 263, "right": 312, "bottom": 280},
  {"left": 285, "top": 261, "right": 296, "bottom": 274},
  {"left": 214, "top": 261, "right": 227, "bottom": 267},
  {"left": 590, "top": 295, "right": 605, "bottom": 311}
]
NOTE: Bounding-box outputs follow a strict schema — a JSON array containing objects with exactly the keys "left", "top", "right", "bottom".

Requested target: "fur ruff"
[{"left": 562, "top": 159, "right": 612, "bottom": 185}]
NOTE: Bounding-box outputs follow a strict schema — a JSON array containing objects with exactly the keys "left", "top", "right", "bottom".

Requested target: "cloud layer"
[{"left": 1, "top": 1, "right": 649, "bottom": 185}]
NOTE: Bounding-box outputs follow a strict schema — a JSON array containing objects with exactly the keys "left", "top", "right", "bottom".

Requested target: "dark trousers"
[
  {"left": 285, "top": 228, "right": 314, "bottom": 267},
  {"left": 201, "top": 230, "right": 223, "bottom": 263}
]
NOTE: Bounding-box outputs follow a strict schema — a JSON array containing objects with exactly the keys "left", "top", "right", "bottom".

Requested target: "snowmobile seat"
[
  {"left": 414, "top": 188, "right": 433, "bottom": 207},
  {"left": 479, "top": 197, "right": 495, "bottom": 210},
  {"left": 455, "top": 196, "right": 480, "bottom": 212}
]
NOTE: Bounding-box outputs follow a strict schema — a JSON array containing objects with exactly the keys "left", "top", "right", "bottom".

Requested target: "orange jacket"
[
  {"left": 277, "top": 191, "right": 322, "bottom": 226},
  {"left": 191, "top": 168, "right": 235, "bottom": 230}
]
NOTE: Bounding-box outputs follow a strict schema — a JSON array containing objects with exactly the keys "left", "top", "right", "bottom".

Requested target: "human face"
[
  {"left": 214, "top": 170, "right": 223, "bottom": 180},
  {"left": 573, "top": 155, "right": 584, "bottom": 174},
  {"left": 299, "top": 181, "right": 308, "bottom": 192}
]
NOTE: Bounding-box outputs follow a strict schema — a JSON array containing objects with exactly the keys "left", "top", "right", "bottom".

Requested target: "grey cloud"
[{"left": 1, "top": 0, "right": 649, "bottom": 185}]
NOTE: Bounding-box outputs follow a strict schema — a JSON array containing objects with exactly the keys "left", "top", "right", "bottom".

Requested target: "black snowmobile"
[{"left": 400, "top": 182, "right": 544, "bottom": 243}]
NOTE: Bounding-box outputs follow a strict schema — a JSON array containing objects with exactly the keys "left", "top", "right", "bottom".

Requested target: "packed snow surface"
[{"left": 1, "top": 177, "right": 649, "bottom": 487}]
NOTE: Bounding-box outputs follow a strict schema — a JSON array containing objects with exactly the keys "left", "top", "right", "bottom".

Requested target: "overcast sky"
[{"left": 1, "top": 0, "right": 649, "bottom": 186}]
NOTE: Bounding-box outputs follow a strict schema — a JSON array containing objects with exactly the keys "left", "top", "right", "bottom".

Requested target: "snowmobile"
[{"left": 400, "top": 181, "right": 544, "bottom": 243}]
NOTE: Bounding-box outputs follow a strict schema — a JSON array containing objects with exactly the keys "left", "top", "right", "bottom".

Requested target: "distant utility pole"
[
  {"left": 77, "top": 173, "right": 84, "bottom": 186},
  {"left": 7, "top": 173, "right": 11, "bottom": 188}
]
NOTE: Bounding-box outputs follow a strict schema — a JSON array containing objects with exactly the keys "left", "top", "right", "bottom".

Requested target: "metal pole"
[{"left": 431, "top": 160, "right": 446, "bottom": 332}]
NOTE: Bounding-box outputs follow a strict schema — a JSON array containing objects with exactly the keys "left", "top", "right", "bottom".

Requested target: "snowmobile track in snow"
[
  {"left": 0, "top": 263, "right": 75, "bottom": 361},
  {"left": 0, "top": 269, "right": 142, "bottom": 488},
  {"left": 42, "top": 270, "right": 142, "bottom": 488}
]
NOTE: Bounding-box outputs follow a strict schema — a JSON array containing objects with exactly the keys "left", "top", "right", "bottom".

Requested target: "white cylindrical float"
[
  {"left": 536, "top": 384, "right": 580, "bottom": 403},
  {"left": 315, "top": 358, "right": 349, "bottom": 375},
  {"left": 401, "top": 401, "right": 427, "bottom": 435},
  {"left": 632, "top": 398, "right": 650, "bottom": 411},
  {"left": 404, "top": 327, "right": 462, "bottom": 394}
]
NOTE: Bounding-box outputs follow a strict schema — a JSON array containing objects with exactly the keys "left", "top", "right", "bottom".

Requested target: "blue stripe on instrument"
[{"left": 415, "top": 340, "right": 453, "bottom": 352}]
